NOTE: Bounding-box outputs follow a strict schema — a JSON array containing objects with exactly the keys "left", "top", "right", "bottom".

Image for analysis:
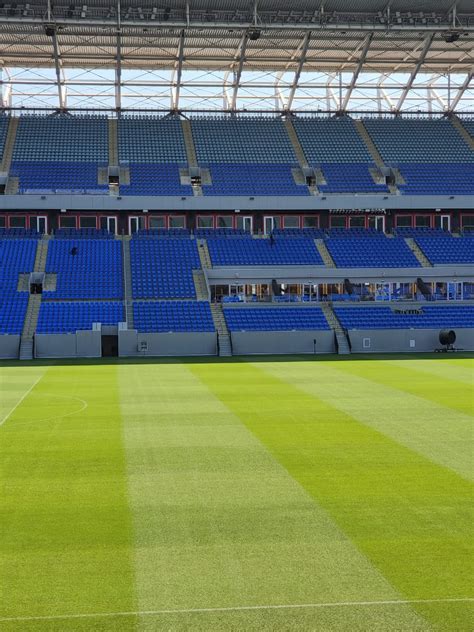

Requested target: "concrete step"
[
  {"left": 108, "top": 118, "right": 118, "bottom": 166},
  {"left": 0, "top": 117, "right": 19, "bottom": 173},
  {"left": 315, "top": 239, "right": 335, "bottom": 267},
  {"left": 405, "top": 237, "right": 432, "bottom": 267},
  {"left": 193, "top": 270, "right": 209, "bottom": 301},
  {"left": 218, "top": 333, "right": 232, "bottom": 357},
  {"left": 19, "top": 338, "right": 34, "bottom": 360},
  {"left": 182, "top": 119, "right": 198, "bottom": 168},
  {"left": 451, "top": 116, "right": 474, "bottom": 150},
  {"left": 121, "top": 238, "right": 134, "bottom": 329},
  {"left": 197, "top": 240, "right": 212, "bottom": 269}
]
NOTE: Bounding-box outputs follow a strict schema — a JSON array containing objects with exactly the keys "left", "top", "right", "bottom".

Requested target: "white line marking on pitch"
[
  {"left": 10, "top": 394, "right": 88, "bottom": 426},
  {"left": 1, "top": 597, "right": 472, "bottom": 623},
  {"left": 0, "top": 374, "right": 43, "bottom": 429}
]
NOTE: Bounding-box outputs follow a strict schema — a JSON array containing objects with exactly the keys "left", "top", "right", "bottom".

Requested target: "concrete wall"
[
  {"left": 230, "top": 330, "right": 335, "bottom": 355},
  {"left": 0, "top": 335, "right": 20, "bottom": 359},
  {"left": 347, "top": 328, "right": 474, "bottom": 353},
  {"left": 119, "top": 330, "right": 217, "bottom": 357},
  {"left": 35, "top": 330, "right": 102, "bottom": 358}
]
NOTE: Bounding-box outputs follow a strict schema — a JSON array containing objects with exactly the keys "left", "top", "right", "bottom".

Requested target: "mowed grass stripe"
[
  {"left": 0, "top": 365, "right": 137, "bottom": 628},
  {"left": 0, "top": 365, "right": 48, "bottom": 426},
  {"left": 384, "top": 358, "right": 473, "bottom": 387},
  {"left": 192, "top": 361, "right": 474, "bottom": 631},
  {"left": 260, "top": 359, "right": 473, "bottom": 482},
  {"left": 335, "top": 359, "right": 473, "bottom": 417},
  {"left": 119, "top": 362, "right": 429, "bottom": 632}
]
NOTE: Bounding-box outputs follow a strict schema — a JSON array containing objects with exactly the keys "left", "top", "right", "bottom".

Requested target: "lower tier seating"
[
  {"left": 133, "top": 301, "right": 215, "bottom": 332},
  {"left": 224, "top": 307, "right": 330, "bottom": 331},
  {"left": 335, "top": 305, "right": 474, "bottom": 329},
  {"left": 207, "top": 236, "right": 323, "bottom": 266},
  {"left": 130, "top": 238, "right": 200, "bottom": 299},
  {"left": 319, "top": 164, "right": 389, "bottom": 193},
  {"left": 37, "top": 301, "right": 124, "bottom": 333},
  {"left": 0, "top": 238, "right": 38, "bottom": 296},
  {"left": 415, "top": 236, "right": 474, "bottom": 264},
  {"left": 44, "top": 239, "right": 123, "bottom": 299},
  {"left": 326, "top": 236, "right": 420, "bottom": 267},
  {"left": 0, "top": 296, "right": 29, "bottom": 334}
]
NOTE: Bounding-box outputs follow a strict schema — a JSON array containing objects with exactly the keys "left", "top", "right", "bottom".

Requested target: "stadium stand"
[
  {"left": 0, "top": 116, "right": 10, "bottom": 156},
  {"left": 43, "top": 239, "right": 123, "bottom": 299},
  {"left": 396, "top": 164, "right": 474, "bottom": 195},
  {"left": 11, "top": 115, "right": 108, "bottom": 194},
  {"left": 120, "top": 163, "right": 193, "bottom": 196},
  {"left": 335, "top": 305, "right": 474, "bottom": 329},
  {"left": 415, "top": 236, "right": 474, "bottom": 264},
  {"left": 130, "top": 237, "right": 200, "bottom": 299},
  {"left": 202, "top": 163, "right": 308, "bottom": 196},
  {"left": 54, "top": 228, "right": 114, "bottom": 239},
  {"left": 206, "top": 236, "right": 324, "bottom": 266},
  {"left": 325, "top": 235, "right": 421, "bottom": 267},
  {"left": 133, "top": 301, "right": 215, "bottom": 332},
  {"left": 0, "top": 237, "right": 38, "bottom": 334},
  {"left": 37, "top": 301, "right": 124, "bottom": 333},
  {"left": 224, "top": 307, "right": 330, "bottom": 331}
]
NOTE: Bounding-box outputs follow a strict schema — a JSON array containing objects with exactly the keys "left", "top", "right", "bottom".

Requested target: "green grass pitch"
[{"left": 0, "top": 355, "right": 473, "bottom": 631}]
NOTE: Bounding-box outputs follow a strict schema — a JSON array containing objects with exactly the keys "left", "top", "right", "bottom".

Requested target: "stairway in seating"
[
  {"left": 284, "top": 118, "right": 318, "bottom": 195},
  {"left": 108, "top": 118, "right": 119, "bottom": 166},
  {"left": 1, "top": 117, "right": 19, "bottom": 173},
  {"left": 19, "top": 236, "right": 51, "bottom": 359},
  {"left": 181, "top": 120, "right": 203, "bottom": 196},
  {"left": 405, "top": 237, "right": 432, "bottom": 267},
  {"left": 210, "top": 303, "right": 232, "bottom": 357},
  {"left": 197, "top": 239, "right": 212, "bottom": 269},
  {"left": 315, "top": 239, "right": 335, "bottom": 267},
  {"left": 354, "top": 119, "right": 399, "bottom": 194},
  {"left": 451, "top": 116, "right": 474, "bottom": 150},
  {"left": 193, "top": 270, "right": 209, "bottom": 301},
  {"left": 121, "top": 236, "right": 134, "bottom": 329},
  {"left": 321, "top": 303, "right": 351, "bottom": 355}
]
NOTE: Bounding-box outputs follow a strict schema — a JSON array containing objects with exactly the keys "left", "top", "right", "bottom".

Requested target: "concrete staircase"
[
  {"left": 197, "top": 239, "right": 212, "bottom": 268},
  {"left": 210, "top": 303, "right": 232, "bottom": 357},
  {"left": 315, "top": 239, "right": 335, "bottom": 267},
  {"left": 321, "top": 303, "right": 351, "bottom": 355},
  {"left": 451, "top": 116, "right": 474, "bottom": 150},
  {"left": 193, "top": 270, "right": 209, "bottom": 301},
  {"left": 0, "top": 116, "right": 19, "bottom": 173},
  {"left": 108, "top": 118, "right": 119, "bottom": 166},
  {"left": 18, "top": 237, "right": 51, "bottom": 359},
  {"left": 121, "top": 236, "right": 134, "bottom": 328},
  {"left": 405, "top": 237, "right": 432, "bottom": 267},
  {"left": 181, "top": 119, "right": 198, "bottom": 168},
  {"left": 284, "top": 118, "right": 318, "bottom": 195},
  {"left": 354, "top": 119, "right": 398, "bottom": 194}
]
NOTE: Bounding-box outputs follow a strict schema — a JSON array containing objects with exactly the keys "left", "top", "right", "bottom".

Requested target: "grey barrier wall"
[
  {"left": 230, "top": 330, "right": 335, "bottom": 355},
  {"left": 0, "top": 335, "right": 21, "bottom": 359},
  {"left": 35, "top": 330, "right": 102, "bottom": 358},
  {"left": 347, "top": 328, "right": 474, "bottom": 353},
  {"left": 119, "top": 330, "right": 217, "bottom": 357}
]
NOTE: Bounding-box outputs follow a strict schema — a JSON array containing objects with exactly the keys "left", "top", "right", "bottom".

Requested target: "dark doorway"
[{"left": 102, "top": 335, "right": 118, "bottom": 357}]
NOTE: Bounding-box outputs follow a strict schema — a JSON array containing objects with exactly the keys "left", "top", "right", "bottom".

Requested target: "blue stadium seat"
[
  {"left": 335, "top": 305, "right": 474, "bottom": 329},
  {"left": 224, "top": 307, "right": 330, "bottom": 331},
  {"left": 207, "top": 236, "right": 324, "bottom": 266},
  {"left": 133, "top": 301, "right": 215, "bottom": 332},
  {"left": 37, "top": 302, "right": 124, "bottom": 333},
  {"left": 326, "top": 236, "right": 421, "bottom": 267}
]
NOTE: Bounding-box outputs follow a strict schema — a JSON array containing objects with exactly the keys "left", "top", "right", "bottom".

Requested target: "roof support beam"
[
  {"left": 231, "top": 32, "right": 249, "bottom": 110},
  {"left": 395, "top": 33, "right": 434, "bottom": 112},
  {"left": 341, "top": 32, "right": 373, "bottom": 112},
  {"left": 171, "top": 29, "right": 185, "bottom": 110},
  {"left": 115, "top": 1, "right": 122, "bottom": 110},
  {"left": 50, "top": 28, "right": 66, "bottom": 109},
  {"left": 286, "top": 31, "right": 311, "bottom": 111},
  {"left": 449, "top": 71, "right": 472, "bottom": 111}
]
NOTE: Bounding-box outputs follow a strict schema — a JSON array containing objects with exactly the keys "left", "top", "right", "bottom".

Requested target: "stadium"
[{"left": 0, "top": 1, "right": 473, "bottom": 630}]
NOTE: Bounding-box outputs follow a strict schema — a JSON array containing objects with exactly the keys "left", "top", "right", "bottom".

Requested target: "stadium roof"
[{"left": 0, "top": 1, "right": 472, "bottom": 112}]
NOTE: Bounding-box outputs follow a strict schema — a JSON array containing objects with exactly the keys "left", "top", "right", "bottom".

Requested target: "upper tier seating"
[
  {"left": 0, "top": 116, "right": 9, "bottom": 156},
  {"left": 0, "top": 228, "right": 41, "bottom": 238},
  {"left": 133, "top": 301, "right": 215, "bottom": 332},
  {"left": 335, "top": 305, "right": 474, "bottom": 329},
  {"left": 395, "top": 228, "right": 450, "bottom": 238},
  {"left": 120, "top": 163, "right": 192, "bottom": 196},
  {"left": 203, "top": 163, "right": 308, "bottom": 196},
  {"left": 0, "top": 237, "right": 38, "bottom": 335},
  {"left": 362, "top": 118, "right": 473, "bottom": 163},
  {"left": 462, "top": 120, "right": 474, "bottom": 138},
  {"left": 207, "top": 236, "right": 324, "bottom": 266},
  {"left": 326, "top": 235, "right": 421, "bottom": 267},
  {"left": 118, "top": 116, "right": 187, "bottom": 163},
  {"left": 130, "top": 238, "right": 200, "bottom": 299},
  {"left": 43, "top": 239, "right": 123, "bottom": 299},
  {"left": 319, "top": 163, "right": 388, "bottom": 194},
  {"left": 415, "top": 236, "right": 474, "bottom": 264},
  {"left": 37, "top": 301, "right": 124, "bottom": 333},
  {"left": 397, "top": 164, "right": 474, "bottom": 195},
  {"left": 293, "top": 117, "right": 372, "bottom": 163},
  {"left": 224, "top": 307, "right": 330, "bottom": 331},
  {"left": 11, "top": 115, "right": 108, "bottom": 193},
  {"left": 191, "top": 117, "right": 297, "bottom": 163},
  {"left": 55, "top": 228, "right": 114, "bottom": 239}
]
